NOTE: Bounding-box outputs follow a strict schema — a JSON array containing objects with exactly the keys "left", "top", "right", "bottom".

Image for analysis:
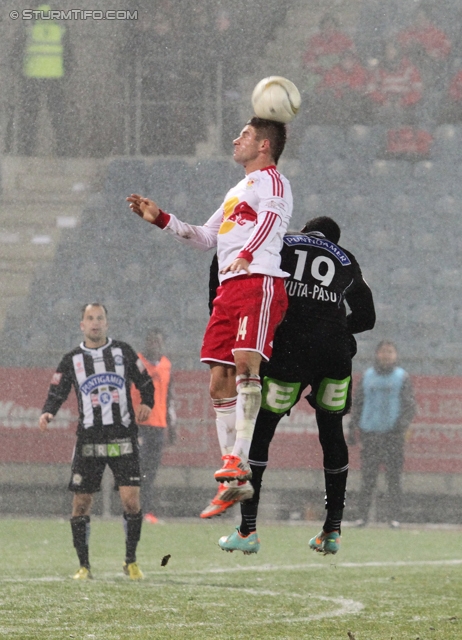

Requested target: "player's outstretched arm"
[
  {"left": 39, "top": 412, "right": 54, "bottom": 431},
  {"left": 127, "top": 194, "right": 160, "bottom": 224}
]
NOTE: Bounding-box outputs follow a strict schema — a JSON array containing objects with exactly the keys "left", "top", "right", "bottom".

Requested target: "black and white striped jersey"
[{"left": 42, "top": 338, "right": 154, "bottom": 438}]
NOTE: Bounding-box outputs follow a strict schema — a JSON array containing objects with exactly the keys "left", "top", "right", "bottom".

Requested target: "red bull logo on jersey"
[{"left": 219, "top": 197, "right": 258, "bottom": 234}]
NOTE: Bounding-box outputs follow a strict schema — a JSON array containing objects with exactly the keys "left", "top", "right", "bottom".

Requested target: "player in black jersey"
[
  {"left": 215, "top": 217, "right": 376, "bottom": 555},
  {"left": 38, "top": 303, "right": 154, "bottom": 580}
]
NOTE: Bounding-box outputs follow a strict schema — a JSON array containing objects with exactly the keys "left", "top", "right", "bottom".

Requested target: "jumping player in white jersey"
[{"left": 127, "top": 117, "right": 293, "bottom": 500}]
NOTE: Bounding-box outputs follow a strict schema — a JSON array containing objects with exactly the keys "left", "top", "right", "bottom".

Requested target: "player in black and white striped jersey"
[{"left": 39, "top": 302, "right": 154, "bottom": 581}]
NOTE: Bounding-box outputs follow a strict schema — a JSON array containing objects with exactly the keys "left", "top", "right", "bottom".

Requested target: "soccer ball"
[{"left": 251, "top": 76, "right": 301, "bottom": 124}]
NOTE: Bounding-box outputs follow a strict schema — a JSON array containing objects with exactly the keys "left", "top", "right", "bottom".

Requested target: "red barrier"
[{"left": 0, "top": 368, "right": 461, "bottom": 473}]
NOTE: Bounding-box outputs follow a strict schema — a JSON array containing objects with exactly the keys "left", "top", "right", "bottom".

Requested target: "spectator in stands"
[
  {"left": 438, "top": 60, "right": 462, "bottom": 123},
  {"left": 349, "top": 341, "right": 416, "bottom": 528},
  {"left": 397, "top": 5, "right": 451, "bottom": 88},
  {"left": 132, "top": 329, "right": 177, "bottom": 525},
  {"left": 366, "top": 39, "right": 423, "bottom": 124},
  {"left": 313, "top": 50, "right": 372, "bottom": 125},
  {"left": 448, "top": 64, "right": 462, "bottom": 103},
  {"left": 366, "top": 39, "right": 433, "bottom": 159},
  {"left": 397, "top": 4, "right": 451, "bottom": 126},
  {"left": 302, "top": 14, "right": 355, "bottom": 93}
]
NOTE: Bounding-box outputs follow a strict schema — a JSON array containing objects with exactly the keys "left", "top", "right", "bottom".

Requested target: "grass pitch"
[{"left": 1, "top": 518, "right": 461, "bottom": 639}]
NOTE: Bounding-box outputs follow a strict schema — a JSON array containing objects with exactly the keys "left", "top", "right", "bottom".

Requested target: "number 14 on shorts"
[{"left": 237, "top": 316, "right": 248, "bottom": 340}]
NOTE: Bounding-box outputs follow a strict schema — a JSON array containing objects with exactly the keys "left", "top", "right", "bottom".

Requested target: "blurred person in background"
[
  {"left": 397, "top": 4, "right": 451, "bottom": 128},
  {"left": 349, "top": 340, "right": 416, "bottom": 529},
  {"left": 313, "top": 49, "right": 372, "bottom": 125},
  {"left": 38, "top": 303, "right": 154, "bottom": 580},
  {"left": 366, "top": 38, "right": 433, "bottom": 159},
  {"left": 438, "top": 59, "right": 462, "bottom": 123},
  {"left": 397, "top": 4, "right": 451, "bottom": 88},
  {"left": 366, "top": 38, "right": 423, "bottom": 125},
  {"left": 302, "top": 14, "right": 355, "bottom": 93},
  {"left": 132, "top": 329, "right": 176, "bottom": 524},
  {"left": 15, "top": 4, "right": 71, "bottom": 156}
]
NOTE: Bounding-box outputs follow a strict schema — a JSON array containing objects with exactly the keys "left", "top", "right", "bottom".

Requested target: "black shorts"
[
  {"left": 69, "top": 434, "right": 141, "bottom": 493},
  {"left": 260, "top": 325, "right": 355, "bottom": 416}
]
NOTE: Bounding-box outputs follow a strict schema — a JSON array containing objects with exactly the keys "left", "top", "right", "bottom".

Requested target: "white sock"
[
  {"left": 213, "top": 397, "right": 237, "bottom": 456},
  {"left": 232, "top": 374, "right": 261, "bottom": 461}
]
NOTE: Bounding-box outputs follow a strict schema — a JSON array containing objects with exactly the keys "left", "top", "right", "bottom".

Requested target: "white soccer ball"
[{"left": 251, "top": 76, "right": 301, "bottom": 124}]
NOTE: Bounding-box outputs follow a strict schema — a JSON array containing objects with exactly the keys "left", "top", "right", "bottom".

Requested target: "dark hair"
[
  {"left": 146, "top": 328, "right": 164, "bottom": 339},
  {"left": 300, "top": 216, "right": 341, "bottom": 243},
  {"left": 81, "top": 302, "right": 108, "bottom": 319},
  {"left": 319, "top": 14, "right": 338, "bottom": 30},
  {"left": 416, "top": 2, "right": 434, "bottom": 19},
  {"left": 247, "top": 116, "right": 287, "bottom": 164},
  {"left": 375, "top": 340, "right": 397, "bottom": 353}
]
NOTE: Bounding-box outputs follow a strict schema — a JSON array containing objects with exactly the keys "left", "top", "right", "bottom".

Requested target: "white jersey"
[{"left": 157, "top": 165, "right": 293, "bottom": 283}]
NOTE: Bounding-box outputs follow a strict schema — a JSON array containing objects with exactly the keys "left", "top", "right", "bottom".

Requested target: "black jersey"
[
  {"left": 280, "top": 232, "right": 375, "bottom": 334},
  {"left": 42, "top": 338, "right": 154, "bottom": 438}
]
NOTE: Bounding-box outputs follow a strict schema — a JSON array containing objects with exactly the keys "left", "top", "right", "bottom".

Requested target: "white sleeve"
[
  {"left": 239, "top": 210, "right": 283, "bottom": 260},
  {"left": 164, "top": 208, "right": 222, "bottom": 252},
  {"left": 239, "top": 174, "right": 291, "bottom": 260}
]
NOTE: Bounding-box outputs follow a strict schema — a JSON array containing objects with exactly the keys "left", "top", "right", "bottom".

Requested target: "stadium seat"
[
  {"left": 431, "top": 125, "right": 462, "bottom": 161},
  {"left": 412, "top": 161, "right": 462, "bottom": 198},
  {"left": 433, "top": 342, "right": 462, "bottom": 367},
  {"left": 363, "top": 160, "right": 413, "bottom": 197},
  {"left": 433, "top": 194, "right": 462, "bottom": 218},
  {"left": 342, "top": 195, "right": 390, "bottom": 250},
  {"left": 325, "top": 158, "right": 371, "bottom": 194},
  {"left": 295, "top": 160, "right": 329, "bottom": 194},
  {"left": 297, "top": 192, "right": 345, "bottom": 225},
  {"left": 189, "top": 159, "right": 239, "bottom": 219},
  {"left": 409, "top": 304, "right": 441, "bottom": 325},
  {"left": 346, "top": 125, "right": 386, "bottom": 161},
  {"left": 390, "top": 267, "right": 422, "bottom": 287},
  {"left": 298, "top": 126, "right": 347, "bottom": 164},
  {"left": 105, "top": 159, "right": 149, "bottom": 200},
  {"left": 191, "top": 158, "right": 238, "bottom": 193},
  {"left": 146, "top": 159, "right": 191, "bottom": 211},
  {"left": 433, "top": 269, "right": 462, "bottom": 290},
  {"left": 391, "top": 192, "right": 417, "bottom": 217}
]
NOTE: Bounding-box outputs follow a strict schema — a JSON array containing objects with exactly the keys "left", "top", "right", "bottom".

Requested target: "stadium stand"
[
  {"left": 1, "top": 139, "right": 461, "bottom": 375},
  {"left": 1, "top": 0, "right": 462, "bottom": 378}
]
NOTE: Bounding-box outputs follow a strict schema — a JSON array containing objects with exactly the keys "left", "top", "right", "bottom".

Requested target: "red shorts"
[{"left": 201, "top": 274, "right": 288, "bottom": 366}]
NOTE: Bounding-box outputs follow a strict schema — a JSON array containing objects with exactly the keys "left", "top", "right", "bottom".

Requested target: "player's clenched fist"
[
  {"left": 127, "top": 194, "right": 160, "bottom": 224},
  {"left": 39, "top": 412, "right": 54, "bottom": 431}
]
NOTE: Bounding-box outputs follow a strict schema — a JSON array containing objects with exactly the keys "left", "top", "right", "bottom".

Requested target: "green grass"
[{"left": 1, "top": 518, "right": 462, "bottom": 639}]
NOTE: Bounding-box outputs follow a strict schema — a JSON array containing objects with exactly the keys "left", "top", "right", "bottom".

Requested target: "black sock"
[
  {"left": 70, "top": 515, "right": 90, "bottom": 568},
  {"left": 124, "top": 511, "right": 142, "bottom": 564},
  {"left": 317, "top": 409, "right": 348, "bottom": 536},
  {"left": 323, "top": 509, "right": 343, "bottom": 534},
  {"left": 239, "top": 507, "right": 258, "bottom": 536},
  {"left": 239, "top": 463, "right": 265, "bottom": 536}
]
